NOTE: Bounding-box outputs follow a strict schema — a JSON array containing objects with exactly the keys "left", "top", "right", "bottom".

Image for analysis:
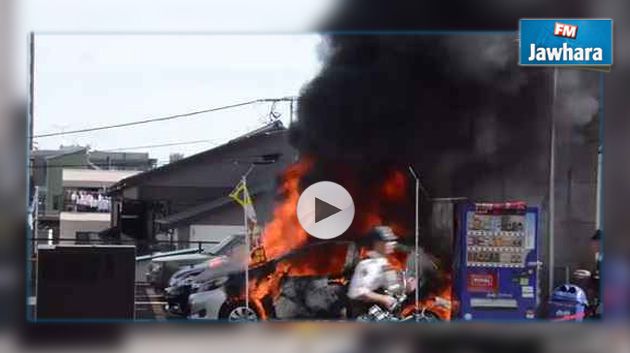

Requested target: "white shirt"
[{"left": 347, "top": 252, "right": 394, "bottom": 299}]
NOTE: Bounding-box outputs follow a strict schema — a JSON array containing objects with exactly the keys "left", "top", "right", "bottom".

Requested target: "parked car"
[
  {"left": 163, "top": 256, "right": 229, "bottom": 316},
  {"left": 146, "top": 233, "right": 245, "bottom": 290},
  {"left": 188, "top": 264, "right": 260, "bottom": 321}
]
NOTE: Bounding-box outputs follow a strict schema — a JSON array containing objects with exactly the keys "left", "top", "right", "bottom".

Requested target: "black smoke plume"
[
  {"left": 278, "top": 0, "right": 600, "bottom": 318},
  {"left": 291, "top": 33, "right": 553, "bottom": 243},
  {"left": 323, "top": 0, "right": 588, "bottom": 31},
  {"left": 291, "top": 0, "right": 594, "bottom": 202}
]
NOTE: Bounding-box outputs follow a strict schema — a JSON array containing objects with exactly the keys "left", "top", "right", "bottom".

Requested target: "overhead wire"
[{"left": 32, "top": 97, "right": 296, "bottom": 139}]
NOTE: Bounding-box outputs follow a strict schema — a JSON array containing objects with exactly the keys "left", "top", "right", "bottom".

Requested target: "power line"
[
  {"left": 28, "top": 163, "right": 153, "bottom": 170},
  {"left": 101, "top": 139, "right": 220, "bottom": 152},
  {"left": 32, "top": 97, "right": 296, "bottom": 139},
  {"left": 28, "top": 153, "right": 282, "bottom": 169}
]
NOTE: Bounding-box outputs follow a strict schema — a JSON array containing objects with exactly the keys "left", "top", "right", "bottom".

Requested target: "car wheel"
[{"left": 219, "top": 300, "right": 259, "bottom": 322}]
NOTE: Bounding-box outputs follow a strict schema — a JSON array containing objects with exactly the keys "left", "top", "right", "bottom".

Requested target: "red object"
[
  {"left": 467, "top": 273, "right": 498, "bottom": 293},
  {"left": 474, "top": 201, "right": 527, "bottom": 215},
  {"left": 553, "top": 22, "right": 578, "bottom": 39},
  {"left": 208, "top": 256, "right": 227, "bottom": 268}
]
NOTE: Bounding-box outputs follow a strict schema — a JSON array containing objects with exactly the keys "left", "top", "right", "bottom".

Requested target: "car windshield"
[{"left": 205, "top": 234, "right": 244, "bottom": 256}]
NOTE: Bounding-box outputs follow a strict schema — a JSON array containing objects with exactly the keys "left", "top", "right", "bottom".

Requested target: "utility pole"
[
  {"left": 233, "top": 155, "right": 278, "bottom": 320},
  {"left": 28, "top": 32, "right": 35, "bottom": 255},
  {"left": 33, "top": 186, "right": 39, "bottom": 241},
  {"left": 289, "top": 97, "right": 295, "bottom": 125},
  {"left": 28, "top": 32, "right": 34, "bottom": 151},
  {"left": 407, "top": 165, "right": 421, "bottom": 320},
  {"left": 548, "top": 68, "right": 558, "bottom": 292},
  {"left": 241, "top": 164, "right": 255, "bottom": 316}
]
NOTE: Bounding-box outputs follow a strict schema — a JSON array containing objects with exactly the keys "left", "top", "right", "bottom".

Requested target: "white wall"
[
  {"left": 59, "top": 212, "right": 110, "bottom": 239},
  {"left": 62, "top": 169, "right": 139, "bottom": 188}
]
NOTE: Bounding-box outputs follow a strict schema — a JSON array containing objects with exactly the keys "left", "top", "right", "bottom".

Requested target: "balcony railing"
[{"left": 63, "top": 192, "right": 111, "bottom": 213}]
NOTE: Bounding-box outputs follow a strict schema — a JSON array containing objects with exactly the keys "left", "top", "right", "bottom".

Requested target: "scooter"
[
  {"left": 547, "top": 269, "right": 599, "bottom": 321},
  {"left": 573, "top": 268, "right": 601, "bottom": 319},
  {"left": 355, "top": 270, "right": 451, "bottom": 322},
  {"left": 356, "top": 291, "right": 412, "bottom": 322}
]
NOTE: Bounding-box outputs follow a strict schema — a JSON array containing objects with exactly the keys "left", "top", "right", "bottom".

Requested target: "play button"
[
  {"left": 315, "top": 198, "right": 341, "bottom": 223},
  {"left": 297, "top": 181, "right": 355, "bottom": 240}
]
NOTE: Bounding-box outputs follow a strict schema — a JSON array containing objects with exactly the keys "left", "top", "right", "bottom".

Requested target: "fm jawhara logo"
[{"left": 519, "top": 19, "right": 613, "bottom": 69}]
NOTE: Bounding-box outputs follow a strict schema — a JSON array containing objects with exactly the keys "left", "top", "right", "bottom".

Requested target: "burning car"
[
  {"left": 188, "top": 238, "right": 453, "bottom": 321},
  {"left": 188, "top": 241, "right": 357, "bottom": 321}
]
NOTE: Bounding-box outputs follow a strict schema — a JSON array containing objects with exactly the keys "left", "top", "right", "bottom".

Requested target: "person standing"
[{"left": 347, "top": 226, "right": 400, "bottom": 317}]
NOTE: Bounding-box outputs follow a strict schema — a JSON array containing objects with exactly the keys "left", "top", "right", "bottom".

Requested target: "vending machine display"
[{"left": 457, "top": 202, "right": 539, "bottom": 320}]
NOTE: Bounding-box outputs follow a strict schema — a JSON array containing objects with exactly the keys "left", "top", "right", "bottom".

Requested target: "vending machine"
[{"left": 456, "top": 202, "right": 540, "bottom": 320}]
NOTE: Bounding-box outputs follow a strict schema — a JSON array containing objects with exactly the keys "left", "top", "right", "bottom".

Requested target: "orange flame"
[
  {"left": 355, "top": 169, "right": 409, "bottom": 236},
  {"left": 259, "top": 158, "right": 313, "bottom": 260},
  {"left": 402, "top": 277, "right": 455, "bottom": 321},
  {"left": 381, "top": 170, "right": 407, "bottom": 201},
  {"left": 247, "top": 160, "right": 453, "bottom": 320}
]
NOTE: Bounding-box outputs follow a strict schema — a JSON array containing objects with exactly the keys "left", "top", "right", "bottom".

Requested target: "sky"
[
  {"left": 32, "top": 34, "right": 322, "bottom": 164},
  {"left": 16, "top": 0, "right": 338, "bottom": 164}
]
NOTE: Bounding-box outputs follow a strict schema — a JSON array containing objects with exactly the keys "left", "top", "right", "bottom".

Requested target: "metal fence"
[
  {"left": 27, "top": 237, "right": 220, "bottom": 281},
  {"left": 28, "top": 237, "right": 219, "bottom": 253},
  {"left": 27, "top": 237, "right": 220, "bottom": 288}
]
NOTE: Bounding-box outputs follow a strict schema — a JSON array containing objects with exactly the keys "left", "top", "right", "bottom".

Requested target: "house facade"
[
  {"left": 59, "top": 168, "right": 140, "bottom": 241},
  {"left": 108, "top": 121, "right": 297, "bottom": 255},
  {"left": 30, "top": 146, "right": 156, "bottom": 240}
]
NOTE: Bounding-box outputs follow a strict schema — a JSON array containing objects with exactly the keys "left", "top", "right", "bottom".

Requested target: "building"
[
  {"left": 30, "top": 146, "right": 156, "bottom": 240},
  {"left": 59, "top": 168, "right": 140, "bottom": 241},
  {"left": 108, "top": 121, "right": 297, "bottom": 255}
]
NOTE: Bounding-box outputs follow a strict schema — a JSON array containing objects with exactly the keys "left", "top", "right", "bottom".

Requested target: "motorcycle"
[
  {"left": 356, "top": 291, "right": 412, "bottom": 322},
  {"left": 355, "top": 269, "right": 450, "bottom": 322},
  {"left": 573, "top": 268, "right": 601, "bottom": 319}
]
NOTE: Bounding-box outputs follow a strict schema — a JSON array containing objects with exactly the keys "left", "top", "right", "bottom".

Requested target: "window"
[{"left": 75, "top": 231, "right": 99, "bottom": 245}]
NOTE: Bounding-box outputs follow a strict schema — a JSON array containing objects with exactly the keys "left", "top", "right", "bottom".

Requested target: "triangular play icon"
[{"left": 315, "top": 197, "right": 342, "bottom": 223}]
